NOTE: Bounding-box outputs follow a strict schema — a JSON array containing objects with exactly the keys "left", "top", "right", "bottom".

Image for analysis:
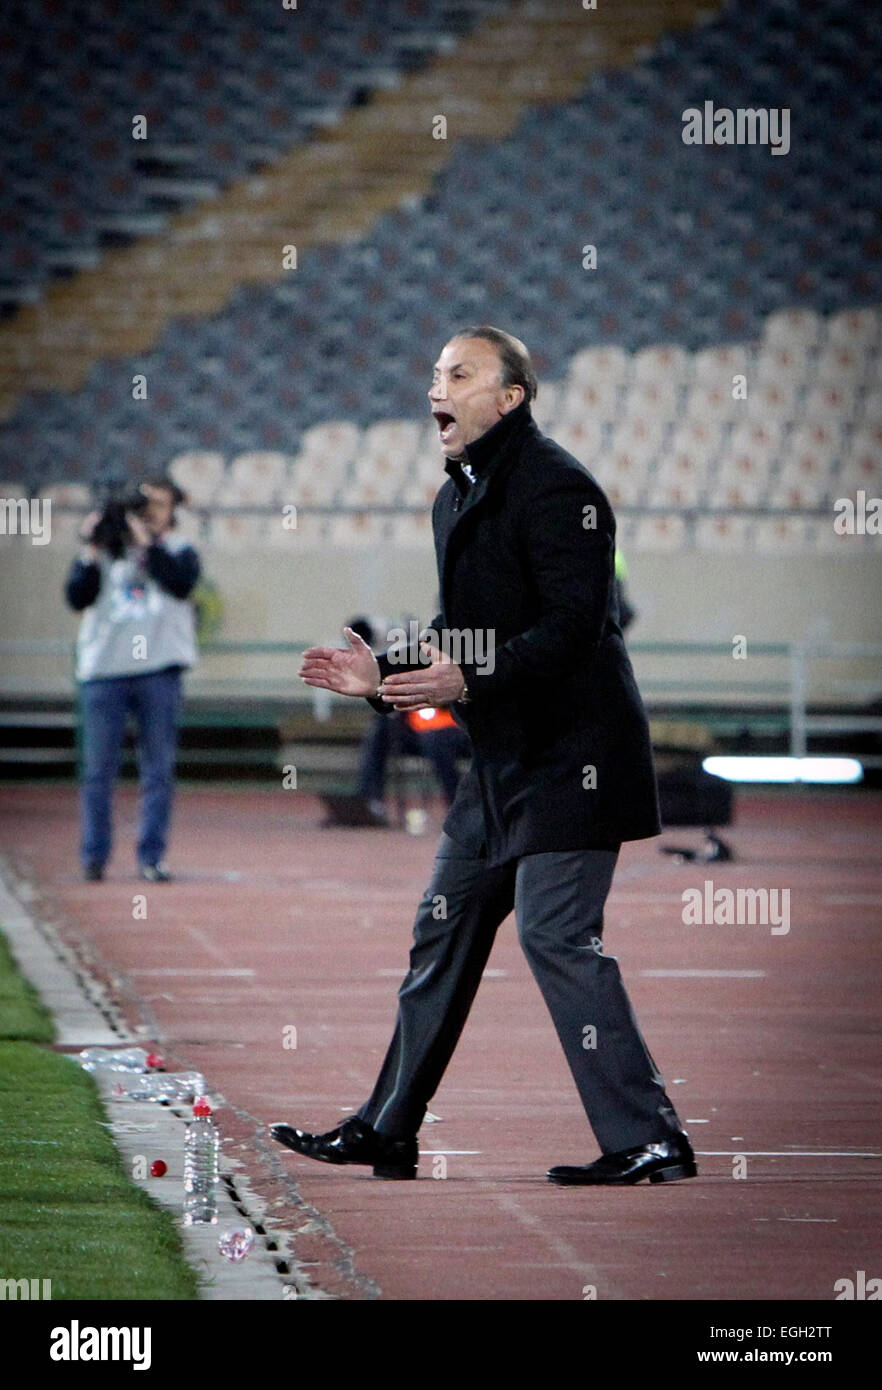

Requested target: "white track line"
[
  {"left": 128, "top": 968, "right": 255, "bottom": 977},
  {"left": 640, "top": 969, "right": 766, "bottom": 978},
  {"left": 697, "top": 1151, "right": 882, "bottom": 1158},
  {"left": 491, "top": 1191, "right": 617, "bottom": 1299},
  {"left": 824, "top": 895, "right": 882, "bottom": 905}
]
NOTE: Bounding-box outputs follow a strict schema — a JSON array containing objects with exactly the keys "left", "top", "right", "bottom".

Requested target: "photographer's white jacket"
[{"left": 66, "top": 535, "right": 199, "bottom": 682}]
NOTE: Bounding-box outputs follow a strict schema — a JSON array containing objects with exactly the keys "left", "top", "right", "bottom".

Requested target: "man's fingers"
[
  {"left": 382, "top": 687, "right": 431, "bottom": 704},
  {"left": 300, "top": 675, "right": 337, "bottom": 691},
  {"left": 381, "top": 682, "right": 426, "bottom": 697},
  {"left": 419, "top": 640, "right": 451, "bottom": 663},
  {"left": 301, "top": 646, "right": 343, "bottom": 660},
  {"left": 380, "top": 672, "right": 425, "bottom": 690},
  {"left": 382, "top": 674, "right": 448, "bottom": 697},
  {"left": 299, "top": 656, "right": 338, "bottom": 669}
]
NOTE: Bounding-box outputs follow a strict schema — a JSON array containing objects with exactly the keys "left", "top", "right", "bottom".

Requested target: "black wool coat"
[{"left": 371, "top": 400, "right": 661, "bottom": 867}]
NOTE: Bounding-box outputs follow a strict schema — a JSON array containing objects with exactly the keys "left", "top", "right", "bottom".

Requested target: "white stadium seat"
[{"left": 170, "top": 451, "right": 225, "bottom": 505}]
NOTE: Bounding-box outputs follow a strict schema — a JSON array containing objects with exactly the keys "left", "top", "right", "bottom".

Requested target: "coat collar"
[{"left": 443, "top": 401, "right": 534, "bottom": 496}]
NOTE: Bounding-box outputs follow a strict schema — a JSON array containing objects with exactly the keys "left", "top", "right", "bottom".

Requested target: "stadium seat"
[
  {"left": 695, "top": 515, "right": 753, "bottom": 552},
  {"left": 632, "top": 513, "right": 686, "bottom": 552},
  {"left": 169, "top": 451, "right": 226, "bottom": 506},
  {"left": 388, "top": 512, "right": 433, "bottom": 549},
  {"left": 226, "top": 451, "right": 288, "bottom": 502},
  {"left": 327, "top": 512, "right": 388, "bottom": 548},
  {"left": 753, "top": 516, "right": 811, "bottom": 552}
]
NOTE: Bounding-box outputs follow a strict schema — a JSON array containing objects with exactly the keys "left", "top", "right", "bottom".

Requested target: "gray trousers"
[{"left": 357, "top": 833, "right": 683, "bottom": 1153}]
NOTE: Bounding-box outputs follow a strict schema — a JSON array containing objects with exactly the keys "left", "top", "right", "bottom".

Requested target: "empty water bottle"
[
  {"left": 218, "top": 1227, "right": 255, "bottom": 1262},
  {"left": 78, "top": 1046, "right": 164, "bottom": 1073},
  {"left": 183, "top": 1097, "right": 219, "bottom": 1225},
  {"left": 117, "top": 1070, "right": 206, "bottom": 1103}
]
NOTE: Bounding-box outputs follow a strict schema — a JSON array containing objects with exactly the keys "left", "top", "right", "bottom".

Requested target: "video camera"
[{"left": 88, "top": 490, "right": 151, "bottom": 559}]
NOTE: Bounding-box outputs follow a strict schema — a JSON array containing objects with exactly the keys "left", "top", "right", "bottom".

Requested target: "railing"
[
  {"left": 787, "top": 641, "right": 882, "bottom": 758},
  {"left": 35, "top": 501, "right": 838, "bottom": 526},
  {"left": 0, "top": 638, "right": 880, "bottom": 763}
]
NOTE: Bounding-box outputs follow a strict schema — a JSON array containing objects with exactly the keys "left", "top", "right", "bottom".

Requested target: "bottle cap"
[{"left": 193, "top": 1097, "right": 211, "bottom": 1117}]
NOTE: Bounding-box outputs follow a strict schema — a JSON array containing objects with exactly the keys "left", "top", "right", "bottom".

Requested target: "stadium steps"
[{"left": 0, "top": 0, "right": 719, "bottom": 419}]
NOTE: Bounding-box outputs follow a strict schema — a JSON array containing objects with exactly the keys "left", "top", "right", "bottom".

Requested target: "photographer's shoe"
[
  {"left": 270, "top": 1115, "right": 417, "bottom": 1179},
  {"left": 139, "top": 861, "right": 172, "bottom": 883},
  {"left": 547, "top": 1134, "right": 697, "bottom": 1186}
]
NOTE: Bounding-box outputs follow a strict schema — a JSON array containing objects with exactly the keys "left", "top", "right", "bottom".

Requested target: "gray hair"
[{"left": 449, "top": 325, "right": 538, "bottom": 404}]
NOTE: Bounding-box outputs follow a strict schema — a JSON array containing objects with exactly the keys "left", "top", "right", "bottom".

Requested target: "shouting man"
[{"left": 272, "top": 327, "right": 696, "bottom": 1186}]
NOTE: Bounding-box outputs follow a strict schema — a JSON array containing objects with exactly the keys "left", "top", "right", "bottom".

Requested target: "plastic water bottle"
[
  {"left": 116, "top": 1071, "right": 206, "bottom": 1103},
  {"left": 183, "top": 1097, "right": 219, "bottom": 1225},
  {"left": 78, "top": 1046, "right": 164, "bottom": 1073},
  {"left": 217, "top": 1227, "right": 255, "bottom": 1262}
]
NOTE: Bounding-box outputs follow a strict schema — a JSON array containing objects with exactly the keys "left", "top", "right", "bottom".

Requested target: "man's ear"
[{"left": 498, "top": 384, "right": 525, "bottom": 415}]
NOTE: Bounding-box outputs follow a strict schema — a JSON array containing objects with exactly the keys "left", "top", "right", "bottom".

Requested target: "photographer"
[{"left": 65, "top": 477, "right": 199, "bottom": 882}]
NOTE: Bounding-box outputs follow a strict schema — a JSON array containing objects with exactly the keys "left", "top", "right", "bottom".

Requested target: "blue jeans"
[
  {"left": 79, "top": 666, "right": 182, "bottom": 869},
  {"left": 357, "top": 713, "right": 471, "bottom": 807}
]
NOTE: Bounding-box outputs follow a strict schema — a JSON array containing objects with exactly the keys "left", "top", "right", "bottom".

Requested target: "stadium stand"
[
  {"left": 0, "top": 0, "right": 514, "bottom": 307},
  {"left": 0, "top": 0, "right": 879, "bottom": 776},
  {"left": 0, "top": 0, "right": 879, "bottom": 547},
  {"left": 138, "top": 304, "right": 878, "bottom": 557}
]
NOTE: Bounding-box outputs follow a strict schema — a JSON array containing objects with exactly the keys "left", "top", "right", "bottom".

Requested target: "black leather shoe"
[
  {"left": 83, "top": 862, "right": 104, "bottom": 882},
  {"left": 270, "top": 1115, "right": 418, "bottom": 1179},
  {"left": 547, "top": 1134, "right": 697, "bottom": 1186}
]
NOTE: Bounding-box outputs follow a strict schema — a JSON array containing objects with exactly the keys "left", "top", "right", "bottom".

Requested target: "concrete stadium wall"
[{"left": 1, "top": 536, "right": 880, "bottom": 702}]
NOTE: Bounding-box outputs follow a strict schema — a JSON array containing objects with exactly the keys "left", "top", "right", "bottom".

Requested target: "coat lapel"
[
  {"left": 438, "top": 450, "right": 519, "bottom": 603},
  {"left": 434, "top": 404, "right": 536, "bottom": 605}
]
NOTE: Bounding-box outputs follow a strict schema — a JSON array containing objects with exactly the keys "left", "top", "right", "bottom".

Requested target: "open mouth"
[{"left": 433, "top": 411, "right": 457, "bottom": 443}]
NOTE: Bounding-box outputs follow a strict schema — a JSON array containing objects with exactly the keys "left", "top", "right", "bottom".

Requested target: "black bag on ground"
[{"left": 657, "top": 762, "right": 734, "bottom": 828}]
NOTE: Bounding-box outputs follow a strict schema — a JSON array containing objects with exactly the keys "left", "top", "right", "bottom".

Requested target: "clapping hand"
[
  {"left": 299, "top": 626, "right": 381, "bottom": 698},
  {"left": 378, "top": 640, "right": 466, "bottom": 711}
]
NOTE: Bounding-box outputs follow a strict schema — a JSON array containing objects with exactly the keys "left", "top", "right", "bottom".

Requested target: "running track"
[{"left": 1, "top": 784, "right": 880, "bottom": 1301}]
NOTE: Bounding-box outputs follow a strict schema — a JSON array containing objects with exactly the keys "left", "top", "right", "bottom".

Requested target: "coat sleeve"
[
  {"left": 65, "top": 557, "right": 101, "bottom": 611},
  {"left": 365, "top": 613, "right": 444, "bottom": 714},
  {"left": 145, "top": 541, "right": 200, "bottom": 599},
  {"left": 457, "top": 472, "right": 614, "bottom": 702}
]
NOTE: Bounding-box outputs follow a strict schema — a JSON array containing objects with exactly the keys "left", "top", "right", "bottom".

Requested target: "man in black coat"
[{"left": 272, "top": 327, "right": 696, "bottom": 1185}]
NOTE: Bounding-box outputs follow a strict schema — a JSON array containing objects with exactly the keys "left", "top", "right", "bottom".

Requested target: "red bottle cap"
[{"left": 193, "top": 1097, "right": 211, "bottom": 1117}]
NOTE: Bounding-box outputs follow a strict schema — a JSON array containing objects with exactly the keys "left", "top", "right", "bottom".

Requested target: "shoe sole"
[
  {"left": 649, "top": 1162, "right": 698, "bottom": 1183},
  {"left": 548, "top": 1161, "right": 698, "bottom": 1186},
  {"left": 372, "top": 1162, "right": 417, "bottom": 1180},
  {"left": 270, "top": 1126, "right": 416, "bottom": 1176}
]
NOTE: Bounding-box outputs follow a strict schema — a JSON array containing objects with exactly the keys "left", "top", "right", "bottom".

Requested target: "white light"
[
  {"left": 417, "top": 708, "right": 437, "bottom": 721},
  {"left": 702, "top": 756, "right": 863, "bottom": 784}
]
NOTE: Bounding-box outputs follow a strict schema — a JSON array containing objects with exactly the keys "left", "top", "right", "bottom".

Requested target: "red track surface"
[{"left": 2, "top": 783, "right": 880, "bottom": 1301}]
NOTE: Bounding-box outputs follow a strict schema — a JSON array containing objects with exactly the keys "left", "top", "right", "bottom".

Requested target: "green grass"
[
  {"left": 0, "top": 931, "right": 200, "bottom": 1300},
  {"left": 0, "top": 933, "right": 55, "bottom": 1042}
]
